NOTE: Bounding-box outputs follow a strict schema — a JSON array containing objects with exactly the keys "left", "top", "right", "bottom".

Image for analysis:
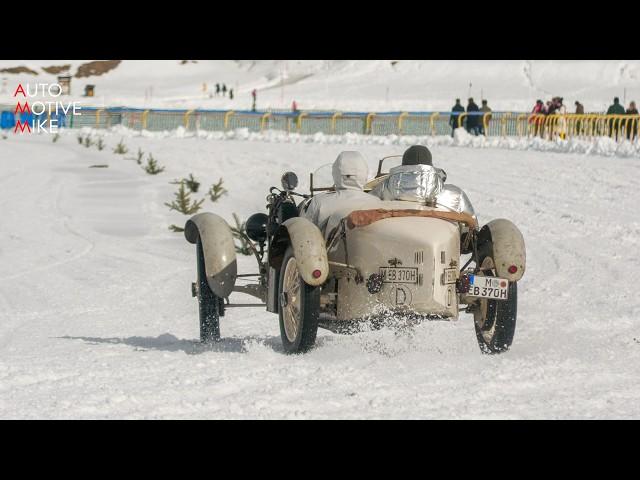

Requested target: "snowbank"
[{"left": 67, "top": 124, "right": 640, "bottom": 160}]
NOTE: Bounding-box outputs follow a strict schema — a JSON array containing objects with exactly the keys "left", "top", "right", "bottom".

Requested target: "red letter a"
[{"left": 13, "top": 84, "right": 26, "bottom": 97}]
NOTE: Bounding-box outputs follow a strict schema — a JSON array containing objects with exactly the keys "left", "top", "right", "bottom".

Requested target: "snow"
[
  {"left": 75, "top": 124, "right": 640, "bottom": 160},
  {"left": 2, "top": 60, "right": 640, "bottom": 112},
  {"left": 1, "top": 129, "right": 639, "bottom": 419}
]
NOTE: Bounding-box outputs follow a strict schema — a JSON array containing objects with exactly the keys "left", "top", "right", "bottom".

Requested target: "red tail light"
[
  {"left": 508, "top": 265, "right": 518, "bottom": 274},
  {"left": 312, "top": 269, "right": 322, "bottom": 279}
]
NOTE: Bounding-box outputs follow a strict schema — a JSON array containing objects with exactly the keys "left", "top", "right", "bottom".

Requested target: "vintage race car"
[{"left": 184, "top": 155, "right": 526, "bottom": 354}]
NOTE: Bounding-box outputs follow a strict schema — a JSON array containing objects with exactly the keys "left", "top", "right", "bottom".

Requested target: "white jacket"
[{"left": 302, "top": 151, "right": 381, "bottom": 235}]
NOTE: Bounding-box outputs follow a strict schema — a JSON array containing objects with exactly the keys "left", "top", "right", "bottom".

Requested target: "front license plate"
[
  {"left": 379, "top": 267, "right": 418, "bottom": 284},
  {"left": 467, "top": 275, "right": 509, "bottom": 300}
]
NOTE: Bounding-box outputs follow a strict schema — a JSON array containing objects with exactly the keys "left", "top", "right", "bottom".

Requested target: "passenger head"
[
  {"left": 614, "top": 97, "right": 620, "bottom": 104},
  {"left": 482, "top": 99, "right": 487, "bottom": 105},
  {"left": 402, "top": 145, "right": 432, "bottom": 166},
  {"left": 332, "top": 151, "right": 368, "bottom": 191}
]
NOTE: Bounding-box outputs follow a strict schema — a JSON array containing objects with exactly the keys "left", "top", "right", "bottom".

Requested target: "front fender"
[
  {"left": 478, "top": 218, "right": 526, "bottom": 282},
  {"left": 269, "top": 217, "right": 328, "bottom": 286},
  {"left": 184, "top": 212, "right": 237, "bottom": 297}
]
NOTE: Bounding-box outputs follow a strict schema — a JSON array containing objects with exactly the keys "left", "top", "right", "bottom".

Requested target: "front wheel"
[
  {"left": 473, "top": 256, "right": 517, "bottom": 354},
  {"left": 196, "top": 238, "right": 221, "bottom": 343},
  {"left": 278, "top": 246, "right": 320, "bottom": 354}
]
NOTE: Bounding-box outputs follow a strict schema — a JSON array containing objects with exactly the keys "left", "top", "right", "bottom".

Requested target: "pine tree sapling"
[
  {"left": 83, "top": 136, "right": 93, "bottom": 148},
  {"left": 77, "top": 135, "right": 83, "bottom": 144},
  {"left": 168, "top": 224, "right": 185, "bottom": 233},
  {"left": 208, "top": 178, "right": 227, "bottom": 202},
  {"left": 143, "top": 154, "right": 165, "bottom": 175},
  {"left": 185, "top": 173, "right": 200, "bottom": 193},
  {"left": 165, "top": 181, "right": 204, "bottom": 215},
  {"left": 113, "top": 138, "right": 128, "bottom": 154},
  {"left": 136, "top": 148, "right": 144, "bottom": 165},
  {"left": 52, "top": 133, "right": 61, "bottom": 143},
  {"left": 230, "top": 213, "right": 252, "bottom": 256},
  {"left": 96, "top": 138, "right": 105, "bottom": 150},
  {"left": 171, "top": 173, "right": 200, "bottom": 193}
]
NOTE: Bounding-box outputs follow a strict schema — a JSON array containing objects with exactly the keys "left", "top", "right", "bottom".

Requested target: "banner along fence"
[{"left": 1, "top": 105, "right": 639, "bottom": 142}]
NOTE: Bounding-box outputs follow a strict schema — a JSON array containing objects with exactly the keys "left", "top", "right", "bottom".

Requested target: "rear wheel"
[
  {"left": 473, "top": 256, "right": 517, "bottom": 354},
  {"left": 278, "top": 246, "right": 320, "bottom": 353},
  {"left": 196, "top": 239, "right": 220, "bottom": 343}
]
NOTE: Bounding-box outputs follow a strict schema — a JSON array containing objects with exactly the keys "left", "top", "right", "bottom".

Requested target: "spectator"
[
  {"left": 229, "top": 88, "right": 234, "bottom": 100},
  {"left": 251, "top": 89, "right": 257, "bottom": 112},
  {"left": 626, "top": 101, "right": 638, "bottom": 141},
  {"left": 606, "top": 97, "right": 625, "bottom": 140},
  {"left": 292, "top": 100, "right": 298, "bottom": 113},
  {"left": 575, "top": 101, "right": 584, "bottom": 135},
  {"left": 530, "top": 99, "right": 545, "bottom": 137},
  {"left": 547, "top": 97, "right": 559, "bottom": 116},
  {"left": 222, "top": 84, "right": 227, "bottom": 97},
  {"left": 466, "top": 97, "right": 480, "bottom": 135},
  {"left": 479, "top": 99, "right": 492, "bottom": 135},
  {"left": 449, "top": 98, "right": 464, "bottom": 137},
  {"left": 215, "top": 83, "right": 220, "bottom": 96}
]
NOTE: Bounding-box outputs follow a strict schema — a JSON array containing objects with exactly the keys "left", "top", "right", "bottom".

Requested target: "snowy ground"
[{"left": 1, "top": 130, "right": 639, "bottom": 419}]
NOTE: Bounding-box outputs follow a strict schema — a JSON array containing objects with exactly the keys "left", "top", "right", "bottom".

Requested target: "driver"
[
  {"left": 369, "top": 145, "right": 477, "bottom": 226},
  {"left": 302, "top": 151, "right": 381, "bottom": 236}
]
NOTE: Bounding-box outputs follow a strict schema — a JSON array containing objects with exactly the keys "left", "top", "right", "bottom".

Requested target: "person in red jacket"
[{"left": 530, "top": 100, "right": 545, "bottom": 137}]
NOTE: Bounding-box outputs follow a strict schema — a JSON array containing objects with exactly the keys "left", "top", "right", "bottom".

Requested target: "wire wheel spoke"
[{"left": 282, "top": 257, "right": 302, "bottom": 343}]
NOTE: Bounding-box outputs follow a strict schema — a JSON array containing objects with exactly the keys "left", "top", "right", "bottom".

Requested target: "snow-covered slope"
[
  {"left": 1, "top": 60, "right": 640, "bottom": 112},
  {"left": 1, "top": 131, "right": 639, "bottom": 418}
]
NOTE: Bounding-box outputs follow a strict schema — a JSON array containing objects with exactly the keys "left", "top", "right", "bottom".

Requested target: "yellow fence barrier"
[
  {"left": 260, "top": 113, "right": 271, "bottom": 132},
  {"left": 524, "top": 114, "right": 640, "bottom": 141},
  {"left": 43, "top": 106, "right": 640, "bottom": 143},
  {"left": 398, "top": 112, "right": 409, "bottom": 134},
  {"left": 183, "top": 110, "right": 194, "bottom": 129}
]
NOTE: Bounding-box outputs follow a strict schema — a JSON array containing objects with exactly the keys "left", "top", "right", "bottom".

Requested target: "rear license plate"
[
  {"left": 379, "top": 267, "right": 418, "bottom": 284},
  {"left": 467, "top": 275, "right": 509, "bottom": 299}
]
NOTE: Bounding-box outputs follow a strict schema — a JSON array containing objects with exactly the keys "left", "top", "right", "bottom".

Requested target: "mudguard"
[
  {"left": 184, "top": 212, "right": 237, "bottom": 297},
  {"left": 269, "top": 217, "right": 329, "bottom": 286},
  {"left": 478, "top": 218, "right": 526, "bottom": 282}
]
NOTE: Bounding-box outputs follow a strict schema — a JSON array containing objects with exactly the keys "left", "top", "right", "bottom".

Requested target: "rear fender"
[
  {"left": 269, "top": 217, "right": 328, "bottom": 286},
  {"left": 184, "top": 212, "right": 237, "bottom": 297},
  {"left": 478, "top": 219, "right": 526, "bottom": 282}
]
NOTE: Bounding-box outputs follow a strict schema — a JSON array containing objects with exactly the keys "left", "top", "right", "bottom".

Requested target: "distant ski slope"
[{"left": 1, "top": 60, "right": 639, "bottom": 112}]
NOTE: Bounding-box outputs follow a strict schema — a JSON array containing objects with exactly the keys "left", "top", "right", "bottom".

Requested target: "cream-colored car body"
[
  {"left": 184, "top": 212, "right": 237, "bottom": 297},
  {"left": 481, "top": 219, "right": 526, "bottom": 282},
  {"left": 269, "top": 217, "right": 329, "bottom": 286},
  {"left": 326, "top": 200, "right": 461, "bottom": 321}
]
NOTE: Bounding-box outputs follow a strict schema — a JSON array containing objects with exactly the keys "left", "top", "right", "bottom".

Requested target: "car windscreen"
[
  {"left": 377, "top": 155, "right": 403, "bottom": 176},
  {"left": 310, "top": 163, "right": 334, "bottom": 193}
]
